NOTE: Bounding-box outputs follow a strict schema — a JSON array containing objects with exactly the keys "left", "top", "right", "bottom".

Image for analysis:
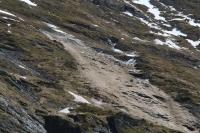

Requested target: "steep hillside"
[{"left": 0, "top": 0, "right": 199, "bottom": 133}]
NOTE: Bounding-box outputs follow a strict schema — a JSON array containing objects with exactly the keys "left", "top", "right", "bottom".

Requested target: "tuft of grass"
[{"left": 76, "top": 104, "right": 113, "bottom": 116}]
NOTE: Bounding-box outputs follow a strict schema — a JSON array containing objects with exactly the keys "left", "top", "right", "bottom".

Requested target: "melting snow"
[
  {"left": 109, "top": 39, "right": 125, "bottom": 55},
  {"left": 170, "top": 18, "right": 184, "bottom": 21},
  {"left": 132, "top": 1, "right": 188, "bottom": 38},
  {"left": 137, "top": 17, "right": 169, "bottom": 31},
  {"left": 160, "top": 1, "right": 200, "bottom": 28},
  {"left": 133, "top": 37, "right": 146, "bottom": 42},
  {"left": 2, "top": 16, "right": 18, "bottom": 22},
  {"left": 125, "top": 58, "right": 137, "bottom": 66},
  {"left": 162, "top": 23, "right": 171, "bottom": 27},
  {"left": 150, "top": 31, "right": 169, "bottom": 37},
  {"left": 166, "top": 4, "right": 200, "bottom": 28},
  {"left": 165, "top": 39, "right": 181, "bottom": 49},
  {"left": 133, "top": 0, "right": 166, "bottom": 21},
  {"left": 125, "top": 52, "right": 138, "bottom": 58},
  {"left": 139, "top": 17, "right": 155, "bottom": 27},
  {"left": 169, "top": 6, "right": 176, "bottom": 11},
  {"left": 19, "top": 0, "right": 37, "bottom": 6},
  {"left": 93, "top": 24, "right": 99, "bottom": 27},
  {"left": 123, "top": 11, "right": 133, "bottom": 17},
  {"left": 45, "top": 23, "right": 66, "bottom": 34},
  {"left": 7, "top": 23, "right": 11, "bottom": 33},
  {"left": 188, "top": 19, "right": 200, "bottom": 28},
  {"left": 109, "top": 40, "right": 138, "bottom": 57},
  {"left": 149, "top": 26, "right": 187, "bottom": 38},
  {"left": 186, "top": 39, "right": 200, "bottom": 48},
  {"left": 45, "top": 22, "right": 85, "bottom": 46},
  {"left": 59, "top": 107, "right": 72, "bottom": 114},
  {"left": 112, "top": 48, "right": 124, "bottom": 54},
  {"left": 59, "top": 108, "right": 70, "bottom": 114},
  {"left": 0, "top": 9, "right": 24, "bottom": 21},
  {"left": 20, "top": 76, "right": 27, "bottom": 79},
  {"left": 68, "top": 91, "right": 90, "bottom": 104},
  {"left": 154, "top": 39, "right": 181, "bottom": 50},
  {"left": 174, "top": 12, "right": 200, "bottom": 28},
  {"left": 123, "top": 0, "right": 169, "bottom": 31},
  {"left": 7, "top": 30, "right": 11, "bottom": 34},
  {"left": 10, "top": 73, "right": 27, "bottom": 80},
  {"left": 164, "top": 28, "right": 187, "bottom": 37},
  {"left": 91, "top": 98, "right": 104, "bottom": 107},
  {"left": 0, "top": 9, "right": 16, "bottom": 17},
  {"left": 18, "top": 65, "right": 28, "bottom": 70},
  {"left": 154, "top": 39, "right": 165, "bottom": 45}
]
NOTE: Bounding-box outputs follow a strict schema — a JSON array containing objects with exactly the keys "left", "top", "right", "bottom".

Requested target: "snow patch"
[
  {"left": 45, "top": 22, "right": 85, "bottom": 46},
  {"left": 68, "top": 91, "right": 90, "bottom": 104},
  {"left": 133, "top": 0, "right": 166, "bottom": 21},
  {"left": 175, "top": 12, "right": 200, "bottom": 28},
  {"left": 150, "top": 31, "right": 169, "bottom": 37},
  {"left": 2, "top": 16, "right": 19, "bottom": 22},
  {"left": 188, "top": 19, "right": 200, "bottom": 28},
  {"left": 154, "top": 39, "right": 165, "bottom": 45},
  {"left": 170, "top": 18, "right": 185, "bottom": 21},
  {"left": 133, "top": 37, "right": 146, "bottom": 42},
  {"left": 18, "top": 65, "right": 28, "bottom": 70},
  {"left": 93, "top": 24, "right": 99, "bottom": 27},
  {"left": 10, "top": 73, "right": 27, "bottom": 80},
  {"left": 91, "top": 98, "right": 104, "bottom": 107},
  {"left": 0, "top": 9, "right": 16, "bottom": 17},
  {"left": 132, "top": 2, "right": 188, "bottom": 38},
  {"left": 19, "top": 0, "right": 37, "bottom": 6},
  {"left": 125, "top": 58, "right": 137, "bottom": 66},
  {"left": 112, "top": 48, "right": 124, "bottom": 54},
  {"left": 45, "top": 23, "right": 66, "bottom": 34},
  {"left": 0, "top": 9, "right": 24, "bottom": 21},
  {"left": 167, "top": 5, "right": 200, "bottom": 28},
  {"left": 164, "top": 28, "right": 187, "bottom": 37},
  {"left": 138, "top": 17, "right": 161, "bottom": 30},
  {"left": 154, "top": 39, "right": 182, "bottom": 50},
  {"left": 20, "top": 76, "right": 27, "bottom": 79},
  {"left": 165, "top": 39, "right": 181, "bottom": 50},
  {"left": 59, "top": 107, "right": 73, "bottom": 114},
  {"left": 7, "top": 30, "right": 11, "bottom": 34},
  {"left": 125, "top": 52, "right": 138, "bottom": 58},
  {"left": 110, "top": 42, "right": 138, "bottom": 58},
  {"left": 186, "top": 39, "right": 200, "bottom": 48},
  {"left": 123, "top": 11, "right": 133, "bottom": 17},
  {"left": 162, "top": 23, "right": 171, "bottom": 27},
  {"left": 7, "top": 23, "right": 12, "bottom": 33}
]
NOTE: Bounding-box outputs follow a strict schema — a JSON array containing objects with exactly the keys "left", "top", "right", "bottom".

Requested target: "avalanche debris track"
[{"left": 42, "top": 23, "right": 198, "bottom": 133}]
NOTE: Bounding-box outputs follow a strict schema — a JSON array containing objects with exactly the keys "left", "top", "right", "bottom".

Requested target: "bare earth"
[{"left": 43, "top": 30, "right": 199, "bottom": 133}]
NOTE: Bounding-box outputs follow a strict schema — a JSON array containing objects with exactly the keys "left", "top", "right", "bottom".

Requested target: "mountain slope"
[{"left": 0, "top": 0, "right": 199, "bottom": 133}]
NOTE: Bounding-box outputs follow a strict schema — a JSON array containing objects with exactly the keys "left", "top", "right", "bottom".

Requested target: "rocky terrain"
[{"left": 0, "top": 0, "right": 200, "bottom": 133}]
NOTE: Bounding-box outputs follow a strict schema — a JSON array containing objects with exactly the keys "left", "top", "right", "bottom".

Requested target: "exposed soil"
[{"left": 43, "top": 30, "right": 198, "bottom": 133}]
